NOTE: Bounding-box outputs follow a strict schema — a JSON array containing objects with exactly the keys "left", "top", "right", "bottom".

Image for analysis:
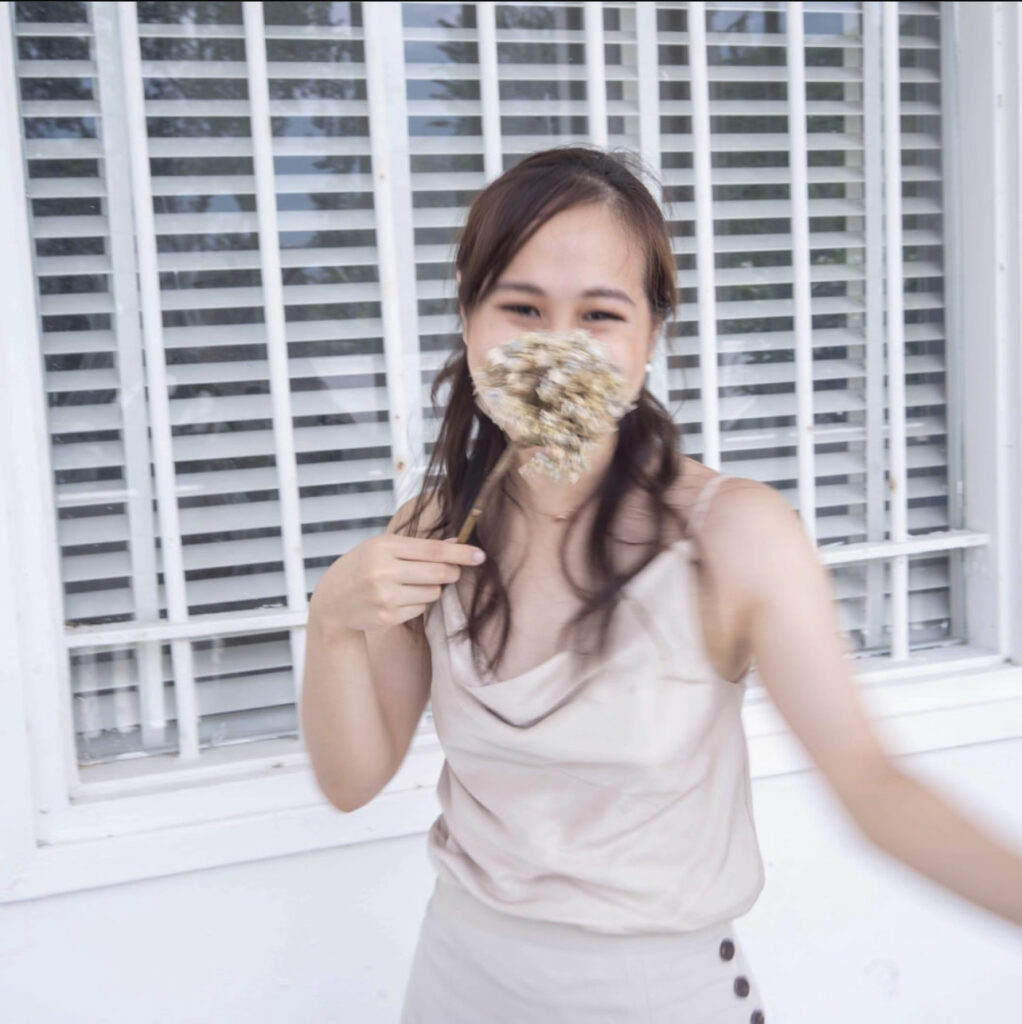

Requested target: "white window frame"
[{"left": 2, "top": 1, "right": 1020, "bottom": 903}]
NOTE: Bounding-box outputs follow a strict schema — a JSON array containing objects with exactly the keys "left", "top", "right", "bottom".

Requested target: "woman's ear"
[{"left": 646, "top": 319, "right": 662, "bottom": 361}]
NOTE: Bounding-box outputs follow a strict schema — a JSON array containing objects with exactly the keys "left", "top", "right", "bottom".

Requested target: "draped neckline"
[{"left": 439, "top": 535, "right": 697, "bottom": 686}]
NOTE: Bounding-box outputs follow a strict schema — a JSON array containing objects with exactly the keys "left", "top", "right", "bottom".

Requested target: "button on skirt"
[{"left": 399, "top": 875, "right": 768, "bottom": 1024}]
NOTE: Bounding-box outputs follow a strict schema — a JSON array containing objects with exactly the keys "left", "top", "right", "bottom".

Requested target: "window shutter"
[
  {"left": 412, "top": 2, "right": 955, "bottom": 659},
  {"left": 14, "top": 0, "right": 388, "bottom": 765},
  {"left": 662, "top": 3, "right": 953, "bottom": 653},
  {"left": 15, "top": 0, "right": 158, "bottom": 761},
  {"left": 12, "top": 1, "right": 956, "bottom": 771}
]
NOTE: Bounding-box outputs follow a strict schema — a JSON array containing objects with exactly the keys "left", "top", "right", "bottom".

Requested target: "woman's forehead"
[{"left": 502, "top": 207, "right": 643, "bottom": 290}]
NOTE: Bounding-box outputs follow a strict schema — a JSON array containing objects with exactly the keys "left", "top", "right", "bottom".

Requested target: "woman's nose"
[{"left": 547, "top": 313, "right": 581, "bottom": 333}]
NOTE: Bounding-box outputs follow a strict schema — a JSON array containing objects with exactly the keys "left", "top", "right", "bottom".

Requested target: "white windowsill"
[{"left": 2, "top": 653, "right": 1020, "bottom": 905}]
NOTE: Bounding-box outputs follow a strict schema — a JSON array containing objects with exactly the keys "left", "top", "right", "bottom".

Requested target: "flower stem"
[{"left": 456, "top": 442, "right": 523, "bottom": 543}]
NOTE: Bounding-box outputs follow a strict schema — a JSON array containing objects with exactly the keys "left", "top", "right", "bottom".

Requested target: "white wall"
[{"left": 2, "top": 738, "right": 1019, "bottom": 1024}]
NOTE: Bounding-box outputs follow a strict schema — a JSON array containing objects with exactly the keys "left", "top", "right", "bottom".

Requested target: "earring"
[{"left": 645, "top": 361, "right": 652, "bottom": 374}]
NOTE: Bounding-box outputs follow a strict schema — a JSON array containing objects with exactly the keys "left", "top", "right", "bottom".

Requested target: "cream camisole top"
[{"left": 421, "top": 473, "right": 766, "bottom": 936}]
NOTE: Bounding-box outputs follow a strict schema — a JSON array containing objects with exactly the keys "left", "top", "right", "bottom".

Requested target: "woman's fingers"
[
  {"left": 390, "top": 533, "right": 485, "bottom": 566},
  {"left": 392, "top": 584, "right": 445, "bottom": 607}
]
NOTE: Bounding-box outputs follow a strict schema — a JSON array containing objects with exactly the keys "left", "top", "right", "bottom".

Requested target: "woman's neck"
[{"left": 506, "top": 430, "right": 617, "bottom": 523}]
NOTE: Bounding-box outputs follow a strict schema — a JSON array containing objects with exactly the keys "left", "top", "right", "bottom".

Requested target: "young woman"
[{"left": 302, "top": 147, "right": 1022, "bottom": 1023}]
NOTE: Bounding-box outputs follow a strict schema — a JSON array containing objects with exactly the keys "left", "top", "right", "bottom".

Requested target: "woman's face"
[{"left": 459, "top": 202, "right": 660, "bottom": 409}]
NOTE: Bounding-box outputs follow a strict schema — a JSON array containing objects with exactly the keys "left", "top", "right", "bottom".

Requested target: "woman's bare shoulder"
[
  {"left": 700, "top": 473, "right": 793, "bottom": 531},
  {"left": 665, "top": 455, "right": 750, "bottom": 528},
  {"left": 688, "top": 472, "right": 802, "bottom": 610},
  {"left": 669, "top": 457, "right": 778, "bottom": 526}
]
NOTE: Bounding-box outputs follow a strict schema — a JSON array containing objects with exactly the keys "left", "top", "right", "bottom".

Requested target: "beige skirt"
[{"left": 399, "top": 875, "right": 769, "bottom": 1024}]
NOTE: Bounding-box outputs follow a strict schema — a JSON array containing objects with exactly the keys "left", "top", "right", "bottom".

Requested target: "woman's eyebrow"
[{"left": 492, "top": 281, "right": 636, "bottom": 307}]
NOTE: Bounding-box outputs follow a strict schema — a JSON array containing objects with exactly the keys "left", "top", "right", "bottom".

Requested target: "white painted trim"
[
  {"left": 1010, "top": 0, "right": 1022, "bottom": 667},
  {"left": 585, "top": 1, "right": 608, "bottom": 146},
  {"left": 242, "top": 0, "right": 309, "bottom": 695},
  {"left": 686, "top": 1, "right": 721, "bottom": 467},
  {"left": 476, "top": 2, "right": 502, "bottom": 182},
  {"left": 0, "top": 9, "right": 81, "bottom": 833},
  {"left": 0, "top": 17, "right": 39, "bottom": 873},
  {"left": 816, "top": 527, "right": 988, "bottom": 565},
  {"left": 956, "top": 0, "right": 1017, "bottom": 663},
  {"left": 64, "top": 606, "right": 311, "bottom": 648},
  {"left": 883, "top": 2, "right": 910, "bottom": 662},
  {"left": 863, "top": 2, "right": 890, "bottom": 653},
  {"left": 2, "top": 661, "right": 1019, "bottom": 904},
  {"left": 785, "top": 2, "right": 818, "bottom": 543},
  {"left": 0, "top": 435, "right": 36, "bottom": 888},
  {"left": 92, "top": 5, "right": 166, "bottom": 745},
  {"left": 117, "top": 1, "right": 202, "bottom": 759},
  {"left": 939, "top": 0, "right": 968, "bottom": 646},
  {"left": 363, "top": 2, "right": 424, "bottom": 507},
  {"left": 635, "top": 0, "right": 671, "bottom": 409},
  {"left": 635, "top": 3, "right": 661, "bottom": 181}
]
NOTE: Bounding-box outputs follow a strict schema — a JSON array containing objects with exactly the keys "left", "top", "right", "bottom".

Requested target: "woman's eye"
[{"left": 498, "top": 304, "right": 622, "bottom": 321}]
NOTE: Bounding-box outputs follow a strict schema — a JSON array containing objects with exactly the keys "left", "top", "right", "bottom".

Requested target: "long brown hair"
[{"left": 396, "top": 145, "right": 696, "bottom": 678}]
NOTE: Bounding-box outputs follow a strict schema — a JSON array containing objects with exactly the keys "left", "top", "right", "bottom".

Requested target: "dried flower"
[{"left": 470, "top": 328, "right": 635, "bottom": 484}]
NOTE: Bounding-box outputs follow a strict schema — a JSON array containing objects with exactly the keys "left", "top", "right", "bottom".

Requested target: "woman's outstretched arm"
[
  {"left": 708, "top": 479, "right": 1022, "bottom": 929},
  {"left": 850, "top": 767, "right": 1022, "bottom": 926}
]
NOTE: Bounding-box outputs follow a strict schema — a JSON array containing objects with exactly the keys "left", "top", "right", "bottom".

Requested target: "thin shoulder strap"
[{"left": 688, "top": 473, "right": 729, "bottom": 537}]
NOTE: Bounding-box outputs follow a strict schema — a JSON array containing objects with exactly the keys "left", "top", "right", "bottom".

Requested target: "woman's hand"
[{"left": 309, "top": 534, "right": 485, "bottom": 635}]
